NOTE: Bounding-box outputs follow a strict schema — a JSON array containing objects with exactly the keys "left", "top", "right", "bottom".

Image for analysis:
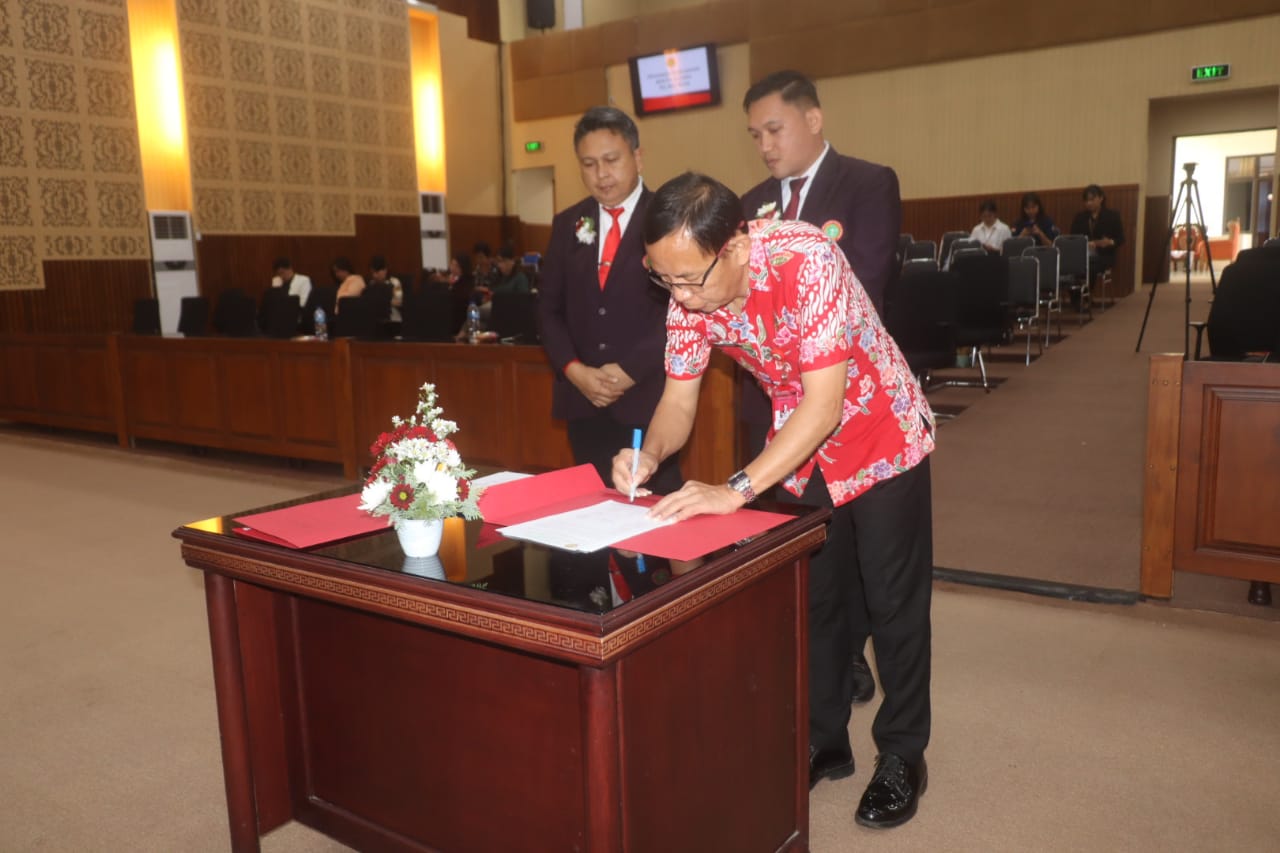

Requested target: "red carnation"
[{"left": 390, "top": 482, "right": 415, "bottom": 509}]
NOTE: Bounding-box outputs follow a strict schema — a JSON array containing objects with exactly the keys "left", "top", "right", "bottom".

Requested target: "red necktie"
[
  {"left": 782, "top": 177, "right": 806, "bottom": 220},
  {"left": 608, "top": 553, "right": 633, "bottom": 602},
  {"left": 598, "top": 206, "right": 624, "bottom": 289}
]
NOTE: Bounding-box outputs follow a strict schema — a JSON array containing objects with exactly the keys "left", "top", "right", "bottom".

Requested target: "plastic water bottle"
[
  {"left": 466, "top": 301, "right": 481, "bottom": 344},
  {"left": 314, "top": 307, "right": 328, "bottom": 341}
]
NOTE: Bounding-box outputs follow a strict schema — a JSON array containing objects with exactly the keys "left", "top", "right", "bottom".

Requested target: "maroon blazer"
[
  {"left": 739, "top": 148, "right": 902, "bottom": 429},
  {"left": 538, "top": 190, "right": 670, "bottom": 425},
  {"left": 740, "top": 146, "right": 901, "bottom": 317}
]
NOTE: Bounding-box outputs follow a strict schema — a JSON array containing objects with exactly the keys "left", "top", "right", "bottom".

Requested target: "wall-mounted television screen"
[{"left": 628, "top": 44, "right": 721, "bottom": 117}]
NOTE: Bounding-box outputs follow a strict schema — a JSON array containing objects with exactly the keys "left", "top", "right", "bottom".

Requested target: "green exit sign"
[
  {"left": 1191, "top": 64, "right": 1231, "bottom": 82},
  {"left": 524, "top": 141, "right": 544, "bottom": 153}
]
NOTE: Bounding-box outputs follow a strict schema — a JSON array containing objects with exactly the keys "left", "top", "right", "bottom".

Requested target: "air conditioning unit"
[
  {"left": 420, "top": 192, "right": 448, "bottom": 271},
  {"left": 148, "top": 210, "right": 199, "bottom": 334}
]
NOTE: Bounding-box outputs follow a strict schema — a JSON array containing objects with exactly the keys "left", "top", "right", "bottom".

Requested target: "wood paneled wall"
[
  {"left": 0, "top": 261, "right": 152, "bottom": 335},
  {"left": 195, "top": 214, "right": 423, "bottom": 308},
  {"left": 1142, "top": 195, "right": 1174, "bottom": 285},
  {"left": 510, "top": 2, "right": 1280, "bottom": 120},
  {"left": 902, "top": 184, "right": 1139, "bottom": 297},
  {"left": 435, "top": 0, "right": 500, "bottom": 44}
]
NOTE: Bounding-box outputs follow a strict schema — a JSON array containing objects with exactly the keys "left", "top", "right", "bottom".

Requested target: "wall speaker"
[{"left": 527, "top": 0, "right": 554, "bottom": 30}]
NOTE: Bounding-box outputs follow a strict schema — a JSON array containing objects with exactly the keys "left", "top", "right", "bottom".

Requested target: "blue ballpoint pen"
[{"left": 629, "top": 428, "right": 641, "bottom": 502}]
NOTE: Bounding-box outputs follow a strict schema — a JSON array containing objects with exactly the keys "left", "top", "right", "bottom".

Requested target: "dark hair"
[
  {"left": 1020, "top": 192, "right": 1043, "bottom": 211},
  {"left": 573, "top": 106, "right": 640, "bottom": 152},
  {"left": 743, "top": 69, "right": 820, "bottom": 112},
  {"left": 472, "top": 241, "right": 491, "bottom": 257},
  {"left": 450, "top": 251, "right": 472, "bottom": 276},
  {"left": 332, "top": 256, "right": 353, "bottom": 275},
  {"left": 643, "top": 172, "right": 744, "bottom": 255},
  {"left": 1083, "top": 184, "right": 1106, "bottom": 203},
  {"left": 978, "top": 199, "right": 998, "bottom": 215},
  {"left": 273, "top": 256, "right": 292, "bottom": 271},
  {"left": 498, "top": 243, "right": 517, "bottom": 260},
  {"left": 369, "top": 254, "right": 388, "bottom": 272}
]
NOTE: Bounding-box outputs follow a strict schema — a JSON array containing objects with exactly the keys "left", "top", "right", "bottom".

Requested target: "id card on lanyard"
[{"left": 773, "top": 387, "right": 799, "bottom": 433}]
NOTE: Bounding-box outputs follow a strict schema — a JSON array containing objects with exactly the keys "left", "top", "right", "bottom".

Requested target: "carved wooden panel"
[
  {"left": 1173, "top": 361, "right": 1280, "bottom": 584},
  {"left": 0, "top": 0, "right": 149, "bottom": 291}
]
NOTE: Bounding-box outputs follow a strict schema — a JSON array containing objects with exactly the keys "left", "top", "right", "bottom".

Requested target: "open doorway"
[
  {"left": 1172, "top": 129, "right": 1276, "bottom": 253},
  {"left": 1143, "top": 87, "right": 1279, "bottom": 284}
]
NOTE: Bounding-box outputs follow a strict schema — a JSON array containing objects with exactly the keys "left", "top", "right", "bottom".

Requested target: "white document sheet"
[
  {"left": 496, "top": 499, "right": 671, "bottom": 553},
  {"left": 472, "top": 471, "right": 533, "bottom": 489}
]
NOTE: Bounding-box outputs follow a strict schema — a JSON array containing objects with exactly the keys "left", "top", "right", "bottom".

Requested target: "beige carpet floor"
[
  {"left": 3, "top": 427, "right": 1280, "bottom": 852},
  {"left": 921, "top": 273, "right": 1278, "bottom": 621}
]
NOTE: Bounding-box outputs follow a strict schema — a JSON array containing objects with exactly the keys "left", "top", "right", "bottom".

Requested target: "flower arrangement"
[
  {"left": 575, "top": 215, "right": 596, "bottom": 245},
  {"left": 359, "top": 383, "right": 484, "bottom": 524}
]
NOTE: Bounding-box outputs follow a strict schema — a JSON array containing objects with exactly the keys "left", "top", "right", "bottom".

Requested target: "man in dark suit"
[
  {"left": 740, "top": 71, "right": 912, "bottom": 817},
  {"left": 538, "top": 107, "right": 682, "bottom": 494}
]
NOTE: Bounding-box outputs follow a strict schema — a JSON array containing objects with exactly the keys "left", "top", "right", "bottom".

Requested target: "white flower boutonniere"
[
  {"left": 575, "top": 216, "right": 596, "bottom": 245},
  {"left": 755, "top": 201, "right": 779, "bottom": 220}
]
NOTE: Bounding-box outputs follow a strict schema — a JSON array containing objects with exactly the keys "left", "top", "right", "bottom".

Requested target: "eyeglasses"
[{"left": 646, "top": 245, "right": 725, "bottom": 292}]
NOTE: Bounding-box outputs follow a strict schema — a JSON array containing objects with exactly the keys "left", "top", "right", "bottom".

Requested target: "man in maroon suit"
[
  {"left": 739, "top": 70, "right": 906, "bottom": 781},
  {"left": 538, "top": 107, "right": 682, "bottom": 493}
]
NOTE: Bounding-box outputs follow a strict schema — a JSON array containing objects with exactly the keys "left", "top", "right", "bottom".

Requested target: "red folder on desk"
[
  {"left": 232, "top": 493, "right": 388, "bottom": 549},
  {"left": 477, "top": 464, "right": 791, "bottom": 561}
]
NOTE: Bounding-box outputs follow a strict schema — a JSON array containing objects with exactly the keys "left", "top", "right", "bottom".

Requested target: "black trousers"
[
  {"left": 755, "top": 422, "right": 874, "bottom": 673},
  {"left": 567, "top": 411, "right": 683, "bottom": 496},
  {"left": 800, "top": 459, "right": 933, "bottom": 763}
]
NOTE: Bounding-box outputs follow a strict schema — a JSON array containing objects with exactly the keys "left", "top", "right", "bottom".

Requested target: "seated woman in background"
[
  {"left": 1009, "top": 192, "right": 1059, "bottom": 247},
  {"left": 1069, "top": 184, "right": 1125, "bottom": 275},
  {"left": 970, "top": 199, "right": 1011, "bottom": 254},
  {"left": 489, "top": 245, "right": 531, "bottom": 296},
  {"left": 332, "top": 256, "right": 366, "bottom": 312}
]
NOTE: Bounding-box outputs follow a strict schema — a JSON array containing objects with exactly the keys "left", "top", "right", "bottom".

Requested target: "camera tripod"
[{"left": 1136, "top": 162, "right": 1219, "bottom": 354}]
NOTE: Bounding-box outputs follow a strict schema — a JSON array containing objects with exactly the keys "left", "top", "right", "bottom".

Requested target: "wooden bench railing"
[{"left": 1141, "top": 355, "right": 1280, "bottom": 597}]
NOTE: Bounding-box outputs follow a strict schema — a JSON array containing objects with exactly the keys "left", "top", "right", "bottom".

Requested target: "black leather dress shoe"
[
  {"left": 855, "top": 753, "right": 926, "bottom": 828},
  {"left": 848, "top": 655, "right": 876, "bottom": 705},
  {"left": 808, "top": 743, "right": 855, "bottom": 790}
]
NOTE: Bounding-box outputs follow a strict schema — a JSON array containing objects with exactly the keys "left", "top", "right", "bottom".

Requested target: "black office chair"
[
  {"left": 950, "top": 254, "right": 1010, "bottom": 391},
  {"left": 489, "top": 291, "right": 539, "bottom": 343},
  {"left": 132, "top": 298, "right": 161, "bottom": 335},
  {"left": 400, "top": 287, "right": 455, "bottom": 342},
  {"left": 1204, "top": 247, "right": 1280, "bottom": 361},
  {"left": 363, "top": 281, "right": 394, "bottom": 322},
  {"left": 301, "top": 285, "right": 337, "bottom": 335},
  {"left": 214, "top": 288, "right": 257, "bottom": 337},
  {"left": 177, "top": 296, "right": 209, "bottom": 337},
  {"left": 333, "top": 296, "right": 376, "bottom": 338},
  {"left": 261, "top": 294, "right": 301, "bottom": 339},
  {"left": 884, "top": 269, "right": 956, "bottom": 392}
]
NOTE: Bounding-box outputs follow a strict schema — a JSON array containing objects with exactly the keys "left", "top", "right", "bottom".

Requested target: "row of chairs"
[
  {"left": 887, "top": 253, "right": 1064, "bottom": 392},
  {"left": 133, "top": 286, "right": 541, "bottom": 344}
]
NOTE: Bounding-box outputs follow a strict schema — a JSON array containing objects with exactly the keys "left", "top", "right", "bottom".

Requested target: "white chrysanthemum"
[
  {"left": 444, "top": 447, "right": 461, "bottom": 467},
  {"left": 417, "top": 465, "right": 458, "bottom": 503},
  {"left": 358, "top": 479, "right": 393, "bottom": 512}
]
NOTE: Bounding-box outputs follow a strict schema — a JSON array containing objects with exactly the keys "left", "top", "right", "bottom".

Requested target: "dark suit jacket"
[
  {"left": 740, "top": 146, "right": 901, "bottom": 317},
  {"left": 738, "top": 147, "right": 902, "bottom": 429},
  {"left": 538, "top": 190, "right": 670, "bottom": 425}
]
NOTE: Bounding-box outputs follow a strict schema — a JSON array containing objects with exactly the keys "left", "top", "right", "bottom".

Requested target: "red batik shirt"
[{"left": 665, "top": 219, "right": 935, "bottom": 507}]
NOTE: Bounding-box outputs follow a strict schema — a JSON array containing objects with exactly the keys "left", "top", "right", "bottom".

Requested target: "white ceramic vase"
[{"left": 394, "top": 517, "right": 444, "bottom": 558}]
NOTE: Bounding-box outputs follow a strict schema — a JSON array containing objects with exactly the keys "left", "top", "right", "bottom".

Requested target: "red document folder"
[
  {"left": 232, "top": 493, "right": 389, "bottom": 549},
  {"left": 476, "top": 464, "right": 792, "bottom": 561}
]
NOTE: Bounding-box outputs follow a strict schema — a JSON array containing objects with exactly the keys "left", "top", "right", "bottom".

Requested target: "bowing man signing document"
[{"left": 614, "top": 172, "right": 935, "bottom": 831}]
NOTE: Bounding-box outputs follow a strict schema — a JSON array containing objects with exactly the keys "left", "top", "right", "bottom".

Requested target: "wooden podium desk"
[{"left": 175, "top": 491, "right": 827, "bottom": 853}]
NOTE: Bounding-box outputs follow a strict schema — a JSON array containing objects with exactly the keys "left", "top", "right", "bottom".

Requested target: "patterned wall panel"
[
  {"left": 179, "top": 0, "right": 419, "bottom": 236},
  {"left": 0, "top": 0, "right": 149, "bottom": 291}
]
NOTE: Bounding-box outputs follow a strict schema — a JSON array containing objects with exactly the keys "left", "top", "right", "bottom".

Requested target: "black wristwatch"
[{"left": 727, "top": 470, "right": 757, "bottom": 503}]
